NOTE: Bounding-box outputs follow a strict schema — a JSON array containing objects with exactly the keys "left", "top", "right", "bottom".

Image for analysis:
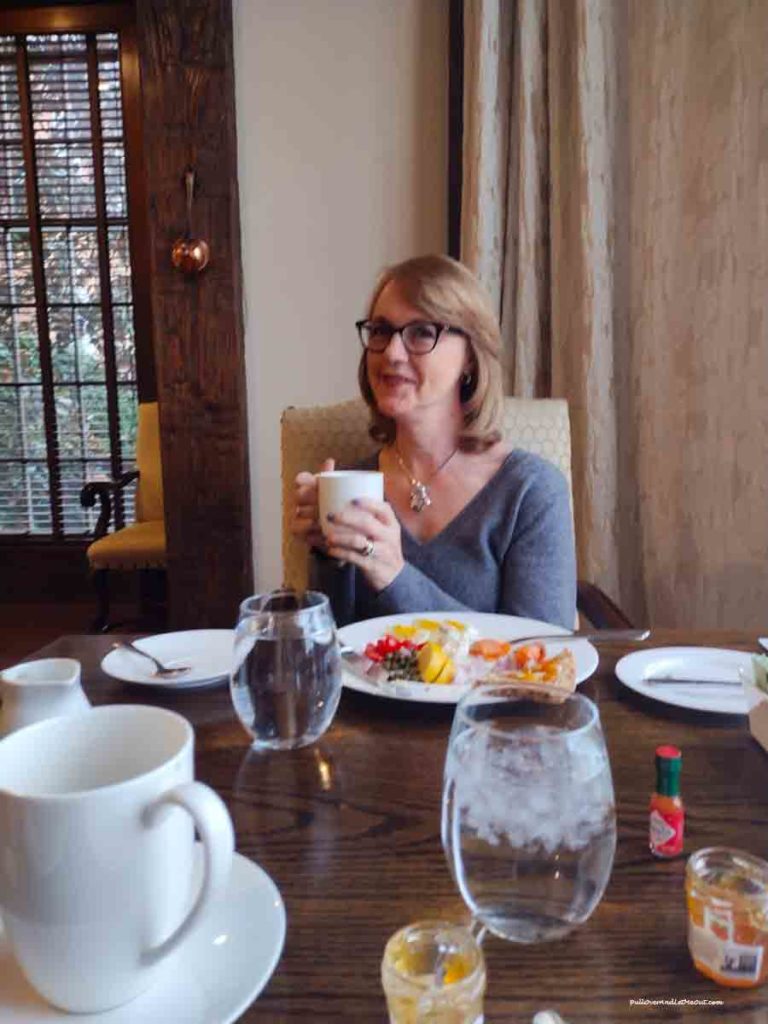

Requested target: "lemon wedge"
[
  {"left": 417, "top": 642, "right": 448, "bottom": 682},
  {"left": 433, "top": 658, "right": 456, "bottom": 684},
  {"left": 417, "top": 643, "right": 456, "bottom": 684},
  {"left": 414, "top": 618, "right": 441, "bottom": 632}
]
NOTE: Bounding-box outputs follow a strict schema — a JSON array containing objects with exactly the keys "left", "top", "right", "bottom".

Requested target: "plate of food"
[{"left": 336, "top": 612, "right": 599, "bottom": 704}]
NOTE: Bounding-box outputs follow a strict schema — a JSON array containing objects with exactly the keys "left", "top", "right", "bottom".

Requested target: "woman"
[{"left": 291, "top": 255, "right": 576, "bottom": 628}]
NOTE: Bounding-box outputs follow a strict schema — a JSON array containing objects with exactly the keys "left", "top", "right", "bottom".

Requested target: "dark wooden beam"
[
  {"left": 134, "top": 0, "right": 253, "bottom": 628},
  {"left": 0, "top": 5, "right": 134, "bottom": 33},
  {"left": 448, "top": 0, "right": 464, "bottom": 259}
]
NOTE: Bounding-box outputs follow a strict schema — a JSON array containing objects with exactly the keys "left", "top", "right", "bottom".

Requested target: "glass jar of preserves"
[
  {"left": 686, "top": 847, "right": 768, "bottom": 988},
  {"left": 381, "top": 920, "right": 485, "bottom": 1024}
]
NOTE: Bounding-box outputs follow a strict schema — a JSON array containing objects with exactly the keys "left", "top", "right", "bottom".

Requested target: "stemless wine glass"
[
  {"left": 441, "top": 688, "right": 616, "bottom": 944},
  {"left": 230, "top": 590, "right": 342, "bottom": 751}
]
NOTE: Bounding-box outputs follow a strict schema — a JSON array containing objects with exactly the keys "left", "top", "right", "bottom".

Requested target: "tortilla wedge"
[{"left": 481, "top": 649, "right": 577, "bottom": 704}]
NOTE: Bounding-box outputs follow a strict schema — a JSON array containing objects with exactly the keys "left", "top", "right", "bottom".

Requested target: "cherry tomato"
[{"left": 365, "top": 642, "right": 384, "bottom": 662}]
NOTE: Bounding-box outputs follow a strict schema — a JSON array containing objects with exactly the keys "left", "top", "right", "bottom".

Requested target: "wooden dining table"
[{"left": 8, "top": 629, "right": 768, "bottom": 1023}]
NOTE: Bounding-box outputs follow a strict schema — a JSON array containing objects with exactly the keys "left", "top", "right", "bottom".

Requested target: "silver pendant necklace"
[{"left": 393, "top": 444, "right": 458, "bottom": 513}]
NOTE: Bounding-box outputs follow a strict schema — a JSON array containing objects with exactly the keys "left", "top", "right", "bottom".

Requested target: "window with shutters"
[{"left": 0, "top": 12, "right": 150, "bottom": 540}]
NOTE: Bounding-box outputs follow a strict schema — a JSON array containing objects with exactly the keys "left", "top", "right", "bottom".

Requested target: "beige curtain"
[{"left": 462, "top": 0, "right": 768, "bottom": 629}]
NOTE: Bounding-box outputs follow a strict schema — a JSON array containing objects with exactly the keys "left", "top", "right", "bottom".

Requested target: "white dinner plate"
[
  {"left": 615, "top": 646, "right": 751, "bottom": 715},
  {"left": 0, "top": 850, "right": 286, "bottom": 1023},
  {"left": 101, "top": 630, "right": 235, "bottom": 689},
  {"left": 338, "top": 611, "right": 599, "bottom": 704}
]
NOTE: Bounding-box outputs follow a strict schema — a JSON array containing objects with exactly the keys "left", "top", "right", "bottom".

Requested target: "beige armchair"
[{"left": 280, "top": 397, "right": 631, "bottom": 628}]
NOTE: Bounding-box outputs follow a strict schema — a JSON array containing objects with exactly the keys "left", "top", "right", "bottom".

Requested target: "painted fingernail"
[
  {"left": 351, "top": 498, "right": 360, "bottom": 506},
  {"left": 327, "top": 513, "right": 335, "bottom": 522}
]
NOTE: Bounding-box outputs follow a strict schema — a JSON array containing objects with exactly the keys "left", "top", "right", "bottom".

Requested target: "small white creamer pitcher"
[{"left": 0, "top": 658, "right": 90, "bottom": 738}]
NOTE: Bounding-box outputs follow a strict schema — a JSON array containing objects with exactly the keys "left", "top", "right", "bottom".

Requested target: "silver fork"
[{"left": 114, "top": 640, "right": 191, "bottom": 678}]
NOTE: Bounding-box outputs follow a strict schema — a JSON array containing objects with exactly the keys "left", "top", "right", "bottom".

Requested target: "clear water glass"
[
  {"left": 230, "top": 590, "right": 342, "bottom": 751},
  {"left": 441, "top": 689, "right": 616, "bottom": 943}
]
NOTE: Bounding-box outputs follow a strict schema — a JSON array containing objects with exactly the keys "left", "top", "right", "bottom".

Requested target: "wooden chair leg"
[
  {"left": 139, "top": 568, "right": 167, "bottom": 630},
  {"left": 89, "top": 569, "right": 111, "bottom": 633}
]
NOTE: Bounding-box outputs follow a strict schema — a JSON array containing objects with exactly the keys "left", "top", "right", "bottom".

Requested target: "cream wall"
[{"left": 233, "top": 0, "right": 448, "bottom": 590}]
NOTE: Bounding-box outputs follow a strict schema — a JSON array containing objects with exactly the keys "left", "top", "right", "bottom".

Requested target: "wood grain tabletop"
[{"left": 16, "top": 629, "right": 768, "bottom": 1023}]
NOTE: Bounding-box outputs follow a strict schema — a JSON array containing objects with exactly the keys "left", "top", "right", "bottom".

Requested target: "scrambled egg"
[{"left": 392, "top": 619, "right": 478, "bottom": 660}]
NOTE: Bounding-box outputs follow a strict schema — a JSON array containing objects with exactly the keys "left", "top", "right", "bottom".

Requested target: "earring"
[{"left": 460, "top": 371, "right": 474, "bottom": 402}]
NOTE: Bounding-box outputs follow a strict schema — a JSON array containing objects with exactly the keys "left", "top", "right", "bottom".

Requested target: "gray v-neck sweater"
[{"left": 311, "top": 450, "right": 576, "bottom": 630}]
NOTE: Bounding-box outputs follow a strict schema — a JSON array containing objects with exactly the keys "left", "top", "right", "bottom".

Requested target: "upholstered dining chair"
[
  {"left": 79, "top": 401, "right": 166, "bottom": 632},
  {"left": 280, "top": 397, "right": 631, "bottom": 628}
]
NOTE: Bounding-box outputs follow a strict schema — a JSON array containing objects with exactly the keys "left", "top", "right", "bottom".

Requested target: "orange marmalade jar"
[{"left": 686, "top": 847, "right": 768, "bottom": 988}]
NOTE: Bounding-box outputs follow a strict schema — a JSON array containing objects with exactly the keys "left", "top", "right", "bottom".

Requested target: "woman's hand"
[
  {"left": 290, "top": 457, "right": 334, "bottom": 550},
  {"left": 323, "top": 498, "right": 405, "bottom": 592}
]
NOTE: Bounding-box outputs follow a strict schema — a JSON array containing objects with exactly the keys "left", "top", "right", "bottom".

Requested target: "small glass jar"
[
  {"left": 686, "top": 847, "right": 768, "bottom": 988},
  {"left": 381, "top": 920, "right": 485, "bottom": 1024}
]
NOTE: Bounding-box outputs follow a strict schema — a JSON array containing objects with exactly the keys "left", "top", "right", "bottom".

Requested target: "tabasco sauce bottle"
[{"left": 649, "top": 745, "right": 684, "bottom": 858}]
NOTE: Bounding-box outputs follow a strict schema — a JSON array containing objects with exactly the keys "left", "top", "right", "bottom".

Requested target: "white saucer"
[
  {"left": 101, "top": 630, "right": 235, "bottom": 689},
  {"left": 0, "top": 852, "right": 286, "bottom": 1023},
  {"left": 615, "top": 646, "right": 750, "bottom": 715}
]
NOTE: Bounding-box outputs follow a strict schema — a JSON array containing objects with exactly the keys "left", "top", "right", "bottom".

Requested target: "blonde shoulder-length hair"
[{"left": 358, "top": 254, "right": 503, "bottom": 453}]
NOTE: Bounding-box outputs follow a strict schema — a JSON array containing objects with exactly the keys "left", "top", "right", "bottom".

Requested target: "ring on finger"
[{"left": 360, "top": 538, "right": 375, "bottom": 558}]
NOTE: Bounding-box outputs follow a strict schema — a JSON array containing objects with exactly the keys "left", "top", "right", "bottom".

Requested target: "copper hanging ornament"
[{"left": 171, "top": 168, "right": 210, "bottom": 274}]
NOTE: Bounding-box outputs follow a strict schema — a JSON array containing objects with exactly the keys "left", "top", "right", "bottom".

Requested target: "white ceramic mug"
[
  {"left": 317, "top": 470, "right": 384, "bottom": 536},
  {"left": 0, "top": 704, "right": 234, "bottom": 1013}
]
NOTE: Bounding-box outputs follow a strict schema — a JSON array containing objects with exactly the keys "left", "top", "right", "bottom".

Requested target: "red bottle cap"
[{"left": 656, "top": 744, "right": 681, "bottom": 760}]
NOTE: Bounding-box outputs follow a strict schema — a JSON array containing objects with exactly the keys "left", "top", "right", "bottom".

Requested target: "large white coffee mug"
[
  {"left": 317, "top": 470, "right": 384, "bottom": 537},
  {"left": 0, "top": 704, "right": 234, "bottom": 1013}
]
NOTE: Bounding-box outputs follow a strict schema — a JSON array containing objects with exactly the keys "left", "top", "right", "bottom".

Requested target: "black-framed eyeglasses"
[{"left": 355, "top": 319, "right": 469, "bottom": 355}]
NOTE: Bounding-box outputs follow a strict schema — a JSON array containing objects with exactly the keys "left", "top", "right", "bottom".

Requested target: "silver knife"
[{"left": 643, "top": 676, "right": 743, "bottom": 687}]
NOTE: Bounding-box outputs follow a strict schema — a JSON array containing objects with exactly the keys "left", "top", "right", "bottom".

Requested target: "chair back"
[
  {"left": 134, "top": 402, "right": 165, "bottom": 523},
  {"left": 281, "top": 397, "right": 571, "bottom": 591}
]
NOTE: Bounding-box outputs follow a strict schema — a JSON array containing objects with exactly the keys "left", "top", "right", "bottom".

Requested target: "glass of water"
[
  {"left": 230, "top": 590, "right": 342, "bottom": 751},
  {"left": 441, "top": 688, "right": 616, "bottom": 943}
]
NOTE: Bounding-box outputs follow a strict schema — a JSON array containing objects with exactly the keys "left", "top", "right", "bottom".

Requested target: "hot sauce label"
[{"left": 649, "top": 807, "right": 683, "bottom": 856}]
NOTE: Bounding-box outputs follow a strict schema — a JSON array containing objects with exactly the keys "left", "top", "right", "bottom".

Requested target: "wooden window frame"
[
  {"left": 0, "top": 2, "right": 155, "bottom": 577},
  {"left": 3, "top": 0, "right": 254, "bottom": 627},
  {"left": 1, "top": 2, "right": 155, "bottom": 398}
]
